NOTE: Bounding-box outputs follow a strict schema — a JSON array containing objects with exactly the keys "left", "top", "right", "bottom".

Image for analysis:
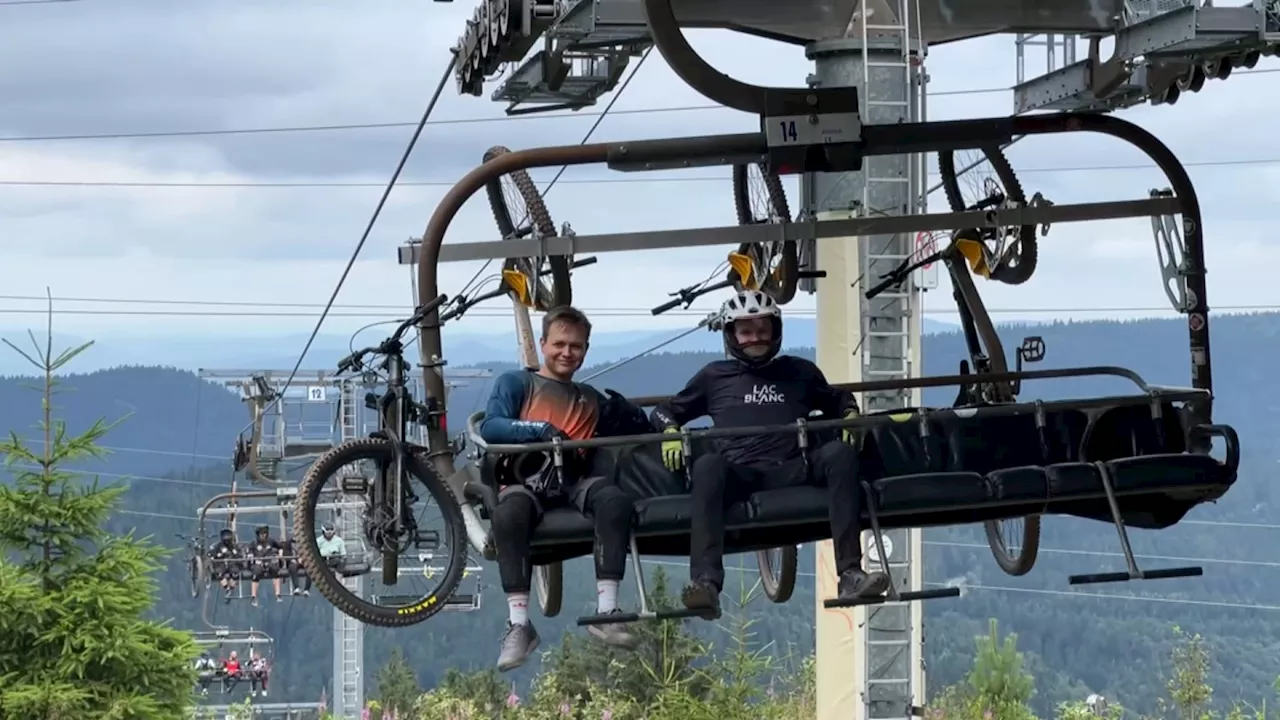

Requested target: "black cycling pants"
[
  {"left": 491, "top": 451, "right": 634, "bottom": 594},
  {"left": 688, "top": 440, "right": 863, "bottom": 590},
  {"left": 287, "top": 561, "right": 311, "bottom": 591}
]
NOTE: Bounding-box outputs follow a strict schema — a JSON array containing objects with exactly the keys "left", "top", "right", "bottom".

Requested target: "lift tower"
[
  {"left": 202, "top": 370, "right": 368, "bottom": 719},
  {"left": 800, "top": 3, "right": 927, "bottom": 719}
]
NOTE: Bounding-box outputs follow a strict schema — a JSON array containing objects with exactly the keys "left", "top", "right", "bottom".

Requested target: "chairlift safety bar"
[
  {"left": 200, "top": 501, "right": 364, "bottom": 521},
  {"left": 467, "top": 366, "right": 1208, "bottom": 455}
]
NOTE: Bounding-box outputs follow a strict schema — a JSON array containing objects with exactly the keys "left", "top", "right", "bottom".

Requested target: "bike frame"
[{"left": 374, "top": 347, "right": 412, "bottom": 585}]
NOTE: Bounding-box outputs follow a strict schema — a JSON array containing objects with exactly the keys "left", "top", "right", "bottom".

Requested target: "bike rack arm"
[
  {"left": 944, "top": 247, "right": 1014, "bottom": 399},
  {"left": 466, "top": 411, "right": 489, "bottom": 453}
]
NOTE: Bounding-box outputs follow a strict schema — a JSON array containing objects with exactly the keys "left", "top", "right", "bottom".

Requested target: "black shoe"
[
  {"left": 681, "top": 580, "right": 722, "bottom": 620},
  {"left": 838, "top": 569, "right": 891, "bottom": 600}
]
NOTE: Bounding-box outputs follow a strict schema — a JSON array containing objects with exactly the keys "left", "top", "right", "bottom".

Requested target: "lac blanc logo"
[{"left": 744, "top": 384, "right": 785, "bottom": 404}]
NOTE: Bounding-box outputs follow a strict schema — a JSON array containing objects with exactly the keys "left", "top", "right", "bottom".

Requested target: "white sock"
[
  {"left": 507, "top": 593, "right": 529, "bottom": 625},
  {"left": 596, "top": 580, "right": 619, "bottom": 613}
]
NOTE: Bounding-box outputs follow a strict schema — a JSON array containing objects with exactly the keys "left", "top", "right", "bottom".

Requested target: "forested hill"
[{"left": 3, "top": 312, "right": 1279, "bottom": 716}]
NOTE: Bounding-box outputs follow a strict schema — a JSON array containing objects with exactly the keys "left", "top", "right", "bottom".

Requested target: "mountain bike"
[
  {"left": 292, "top": 294, "right": 468, "bottom": 626},
  {"left": 177, "top": 533, "right": 209, "bottom": 599}
]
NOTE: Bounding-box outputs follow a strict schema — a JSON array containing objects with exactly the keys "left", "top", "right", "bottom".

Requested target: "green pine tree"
[
  {"left": 0, "top": 310, "right": 200, "bottom": 719},
  {"left": 376, "top": 647, "right": 424, "bottom": 716},
  {"left": 966, "top": 618, "right": 1036, "bottom": 720}
]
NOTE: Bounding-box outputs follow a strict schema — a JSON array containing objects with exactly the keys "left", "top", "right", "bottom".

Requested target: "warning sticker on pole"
[
  {"left": 913, "top": 231, "right": 940, "bottom": 291},
  {"left": 1189, "top": 313, "right": 1205, "bottom": 332}
]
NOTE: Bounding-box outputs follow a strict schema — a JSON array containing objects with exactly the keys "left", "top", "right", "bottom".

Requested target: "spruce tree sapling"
[{"left": 0, "top": 311, "right": 200, "bottom": 720}]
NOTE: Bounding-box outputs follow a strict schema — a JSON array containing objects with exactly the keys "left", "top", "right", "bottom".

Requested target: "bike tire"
[
  {"left": 938, "top": 147, "right": 1037, "bottom": 285},
  {"left": 293, "top": 437, "right": 467, "bottom": 627},
  {"left": 756, "top": 545, "right": 797, "bottom": 603},
  {"left": 731, "top": 162, "right": 798, "bottom": 304},
  {"left": 984, "top": 515, "right": 1042, "bottom": 576},
  {"left": 483, "top": 145, "right": 572, "bottom": 309},
  {"left": 189, "top": 555, "right": 203, "bottom": 599},
  {"left": 534, "top": 562, "right": 563, "bottom": 618}
]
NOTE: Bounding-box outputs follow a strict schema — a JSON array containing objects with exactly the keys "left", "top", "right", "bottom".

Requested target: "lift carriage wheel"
[
  {"left": 938, "top": 146, "right": 1038, "bottom": 285},
  {"left": 756, "top": 544, "right": 798, "bottom": 603},
  {"left": 730, "top": 161, "right": 798, "bottom": 304},
  {"left": 483, "top": 145, "right": 572, "bottom": 310},
  {"left": 292, "top": 437, "right": 468, "bottom": 627},
  {"left": 534, "top": 562, "right": 563, "bottom": 617}
]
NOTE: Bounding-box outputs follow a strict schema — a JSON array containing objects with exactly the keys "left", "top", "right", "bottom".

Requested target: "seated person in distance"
[
  {"left": 651, "top": 290, "right": 891, "bottom": 618},
  {"left": 316, "top": 524, "right": 346, "bottom": 572},
  {"left": 221, "top": 651, "right": 242, "bottom": 691},
  {"left": 194, "top": 652, "right": 218, "bottom": 695},
  {"left": 479, "top": 305, "right": 646, "bottom": 672},
  {"left": 210, "top": 529, "right": 243, "bottom": 602},
  {"left": 247, "top": 525, "right": 285, "bottom": 606},
  {"left": 280, "top": 538, "right": 311, "bottom": 596},
  {"left": 248, "top": 651, "right": 270, "bottom": 697}
]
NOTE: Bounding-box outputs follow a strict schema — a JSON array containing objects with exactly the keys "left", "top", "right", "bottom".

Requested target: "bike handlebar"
[{"left": 338, "top": 293, "right": 448, "bottom": 373}]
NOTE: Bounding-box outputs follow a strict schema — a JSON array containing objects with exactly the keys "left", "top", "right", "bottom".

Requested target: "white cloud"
[{"left": 0, "top": 4, "right": 1275, "bottom": 352}]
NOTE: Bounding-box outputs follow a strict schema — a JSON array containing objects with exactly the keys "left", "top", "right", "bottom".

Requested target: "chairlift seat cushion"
[{"left": 481, "top": 399, "right": 1239, "bottom": 562}]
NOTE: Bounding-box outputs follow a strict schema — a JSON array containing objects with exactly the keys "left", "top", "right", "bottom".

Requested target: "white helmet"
[{"left": 720, "top": 291, "right": 783, "bottom": 366}]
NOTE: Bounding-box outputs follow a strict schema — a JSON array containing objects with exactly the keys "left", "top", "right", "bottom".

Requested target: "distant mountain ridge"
[{"left": 0, "top": 317, "right": 953, "bottom": 375}]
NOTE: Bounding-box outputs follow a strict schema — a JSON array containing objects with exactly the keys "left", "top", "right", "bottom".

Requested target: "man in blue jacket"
[{"left": 478, "top": 306, "right": 643, "bottom": 671}]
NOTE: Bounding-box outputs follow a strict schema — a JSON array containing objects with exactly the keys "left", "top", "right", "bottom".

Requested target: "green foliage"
[
  {"left": 411, "top": 568, "right": 813, "bottom": 719},
  {"left": 378, "top": 648, "right": 425, "bottom": 716},
  {"left": 402, "top": 613, "right": 1280, "bottom": 720},
  {"left": 0, "top": 314, "right": 199, "bottom": 720}
]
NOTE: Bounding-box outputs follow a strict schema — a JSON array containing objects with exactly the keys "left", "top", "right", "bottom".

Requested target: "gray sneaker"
[
  {"left": 838, "top": 569, "right": 891, "bottom": 600},
  {"left": 496, "top": 621, "right": 540, "bottom": 672},
  {"left": 586, "top": 609, "right": 639, "bottom": 650}
]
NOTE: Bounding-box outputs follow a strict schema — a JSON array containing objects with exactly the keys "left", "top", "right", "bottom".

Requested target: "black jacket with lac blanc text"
[{"left": 649, "top": 356, "right": 858, "bottom": 467}]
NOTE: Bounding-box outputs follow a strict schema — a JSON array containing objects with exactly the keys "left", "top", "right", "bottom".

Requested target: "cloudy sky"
[{"left": 0, "top": 0, "right": 1275, "bottom": 356}]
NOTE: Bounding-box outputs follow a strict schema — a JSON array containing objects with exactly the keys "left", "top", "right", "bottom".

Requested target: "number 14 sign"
[{"left": 765, "top": 112, "right": 862, "bottom": 147}]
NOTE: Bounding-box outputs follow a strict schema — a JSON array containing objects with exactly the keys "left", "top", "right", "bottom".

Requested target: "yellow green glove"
[
  {"left": 661, "top": 427, "right": 684, "bottom": 471},
  {"left": 840, "top": 409, "right": 861, "bottom": 445}
]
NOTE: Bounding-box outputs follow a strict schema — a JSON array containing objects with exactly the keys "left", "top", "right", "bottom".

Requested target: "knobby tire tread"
[
  {"left": 293, "top": 437, "right": 467, "bottom": 627},
  {"left": 938, "top": 147, "right": 1037, "bottom": 285},
  {"left": 483, "top": 145, "right": 572, "bottom": 309},
  {"left": 731, "top": 162, "right": 799, "bottom": 304}
]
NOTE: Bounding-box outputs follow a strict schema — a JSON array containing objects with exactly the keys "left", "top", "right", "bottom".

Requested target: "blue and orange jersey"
[{"left": 477, "top": 369, "right": 603, "bottom": 444}]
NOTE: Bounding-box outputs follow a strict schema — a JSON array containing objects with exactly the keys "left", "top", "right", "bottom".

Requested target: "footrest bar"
[
  {"left": 823, "top": 587, "right": 960, "bottom": 609},
  {"left": 576, "top": 608, "right": 707, "bottom": 626},
  {"left": 1069, "top": 565, "right": 1202, "bottom": 585}
]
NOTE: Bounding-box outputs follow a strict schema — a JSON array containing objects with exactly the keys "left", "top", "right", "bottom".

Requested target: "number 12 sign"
[{"left": 307, "top": 386, "right": 326, "bottom": 402}]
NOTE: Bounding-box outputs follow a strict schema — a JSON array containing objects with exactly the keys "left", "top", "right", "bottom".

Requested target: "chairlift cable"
[
  {"left": 188, "top": 379, "right": 204, "bottom": 474},
  {"left": 583, "top": 320, "right": 715, "bottom": 383},
  {"left": 133, "top": 507, "right": 1280, "bottom": 562},
  {"left": 237, "top": 53, "right": 458, "bottom": 441},
  {"left": 5, "top": 69, "right": 1279, "bottom": 145}
]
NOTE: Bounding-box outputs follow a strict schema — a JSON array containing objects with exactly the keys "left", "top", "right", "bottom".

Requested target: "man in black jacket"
[{"left": 651, "top": 290, "right": 890, "bottom": 618}]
